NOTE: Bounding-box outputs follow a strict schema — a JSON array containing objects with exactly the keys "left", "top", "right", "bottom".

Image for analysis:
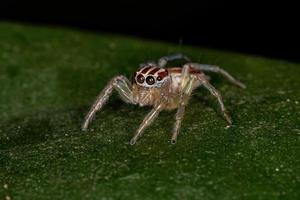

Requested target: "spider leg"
[
  {"left": 171, "top": 64, "right": 196, "bottom": 144},
  {"left": 189, "top": 63, "right": 246, "bottom": 89},
  {"left": 172, "top": 105, "right": 186, "bottom": 144},
  {"left": 158, "top": 53, "right": 191, "bottom": 68},
  {"left": 198, "top": 77, "right": 232, "bottom": 126},
  {"left": 130, "top": 104, "right": 164, "bottom": 145},
  {"left": 82, "top": 75, "right": 133, "bottom": 131}
]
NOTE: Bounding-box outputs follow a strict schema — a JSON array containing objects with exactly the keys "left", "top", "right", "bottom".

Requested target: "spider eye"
[
  {"left": 157, "top": 76, "right": 162, "bottom": 81},
  {"left": 136, "top": 74, "right": 145, "bottom": 84},
  {"left": 146, "top": 76, "right": 155, "bottom": 85}
]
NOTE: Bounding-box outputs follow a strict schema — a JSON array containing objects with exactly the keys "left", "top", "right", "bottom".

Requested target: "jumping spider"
[{"left": 82, "top": 54, "right": 245, "bottom": 145}]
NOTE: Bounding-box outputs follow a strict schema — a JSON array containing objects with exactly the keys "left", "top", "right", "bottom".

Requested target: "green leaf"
[{"left": 1, "top": 22, "right": 299, "bottom": 200}]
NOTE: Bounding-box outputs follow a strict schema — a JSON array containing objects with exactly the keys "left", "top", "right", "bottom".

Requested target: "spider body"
[
  {"left": 132, "top": 65, "right": 203, "bottom": 110},
  {"left": 82, "top": 54, "right": 245, "bottom": 145}
]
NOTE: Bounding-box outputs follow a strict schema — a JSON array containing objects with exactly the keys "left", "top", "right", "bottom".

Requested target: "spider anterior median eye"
[
  {"left": 136, "top": 74, "right": 145, "bottom": 84},
  {"left": 146, "top": 76, "right": 155, "bottom": 85}
]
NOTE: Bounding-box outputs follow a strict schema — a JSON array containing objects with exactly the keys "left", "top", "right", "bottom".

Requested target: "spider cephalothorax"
[
  {"left": 82, "top": 53, "right": 246, "bottom": 145},
  {"left": 134, "top": 64, "right": 169, "bottom": 88}
]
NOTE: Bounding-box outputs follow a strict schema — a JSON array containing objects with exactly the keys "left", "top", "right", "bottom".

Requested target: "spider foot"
[
  {"left": 223, "top": 110, "right": 232, "bottom": 126},
  {"left": 171, "top": 133, "right": 178, "bottom": 144},
  {"left": 235, "top": 80, "right": 246, "bottom": 89},
  {"left": 225, "top": 125, "right": 232, "bottom": 129},
  {"left": 129, "top": 137, "right": 137, "bottom": 145},
  {"left": 225, "top": 124, "right": 235, "bottom": 129}
]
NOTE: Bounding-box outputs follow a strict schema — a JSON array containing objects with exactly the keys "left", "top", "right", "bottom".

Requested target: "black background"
[{"left": 1, "top": 0, "right": 299, "bottom": 62}]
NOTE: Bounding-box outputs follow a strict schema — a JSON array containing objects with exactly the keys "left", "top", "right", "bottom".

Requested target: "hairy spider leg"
[
  {"left": 82, "top": 75, "right": 133, "bottom": 131},
  {"left": 171, "top": 63, "right": 236, "bottom": 140},
  {"left": 171, "top": 64, "right": 198, "bottom": 143},
  {"left": 190, "top": 63, "right": 246, "bottom": 89},
  {"left": 130, "top": 103, "right": 164, "bottom": 145},
  {"left": 197, "top": 76, "right": 233, "bottom": 127},
  {"left": 158, "top": 53, "right": 191, "bottom": 68}
]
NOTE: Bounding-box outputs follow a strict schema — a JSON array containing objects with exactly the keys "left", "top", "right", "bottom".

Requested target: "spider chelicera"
[{"left": 82, "top": 54, "right": 246, "bottom": 145}]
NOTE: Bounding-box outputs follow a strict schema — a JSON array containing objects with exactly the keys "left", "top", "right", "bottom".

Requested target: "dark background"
[{"left": 1, "top": 1, "right": 299, "bottom": 62}]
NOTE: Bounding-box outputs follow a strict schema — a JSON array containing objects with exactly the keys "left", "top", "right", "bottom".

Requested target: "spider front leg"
[
  {"left": 190, "top": 63, "right": 246, "bottom": 89},
  {"left": 130, "top": 103, "right": 164, "bottom": 145},
  {"left": 171, "top": 64, "right": 197, "bottom": 144},
  {"left": 82, "top": 75, "right": 133, "bottom": 131},
  {"left": 158, "top": 53, "right": 191, "bottom": 68},
  {"left": 198, "top": 77, "right": 233, "bottom": 127}
]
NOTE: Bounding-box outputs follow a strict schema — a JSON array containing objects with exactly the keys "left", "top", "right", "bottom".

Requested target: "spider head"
[{"left": 133, "top": 63, "right": 169, "bottom": 88}]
